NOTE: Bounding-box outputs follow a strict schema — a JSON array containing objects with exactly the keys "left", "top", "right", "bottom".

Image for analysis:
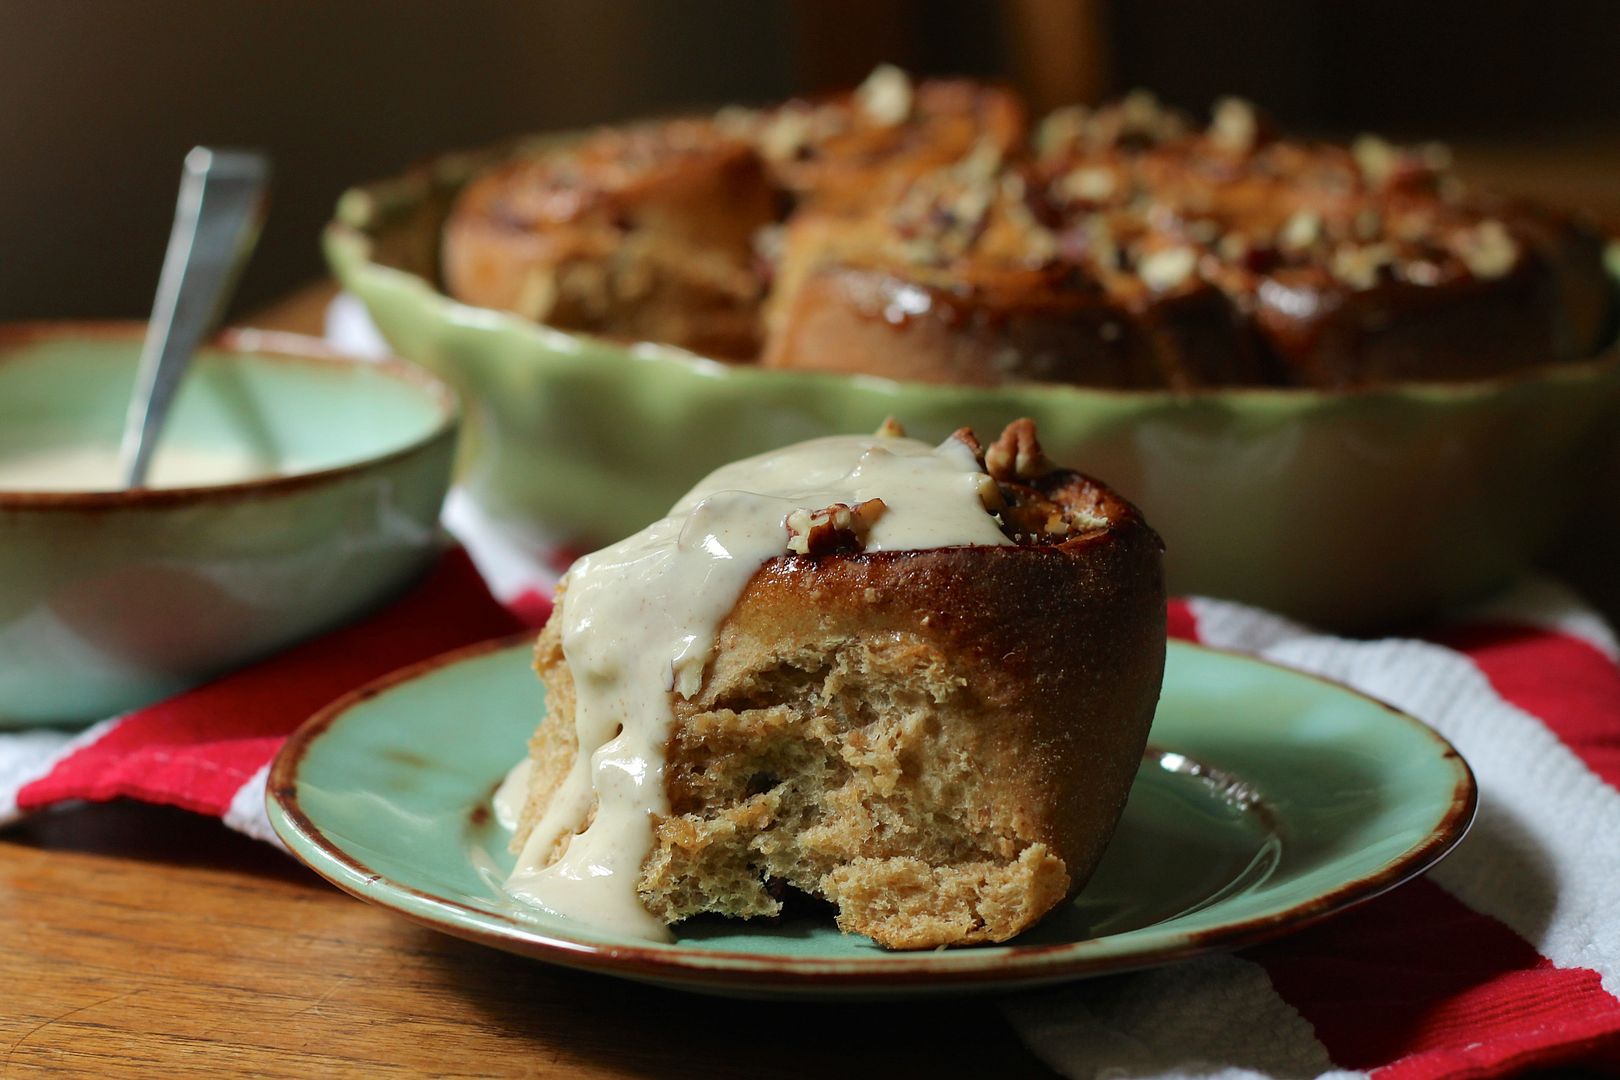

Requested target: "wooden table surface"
[
  {"left": 3, "top": 805, "right": 1054, "bottom": 1078},
  {"left": 5, "top": 140, "right": 1618, "bottom": 1078}
]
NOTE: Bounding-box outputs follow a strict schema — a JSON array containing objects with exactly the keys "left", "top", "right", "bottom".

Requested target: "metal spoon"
[{"left": 119, "top": 147, "right": 270, "bottom": 488}]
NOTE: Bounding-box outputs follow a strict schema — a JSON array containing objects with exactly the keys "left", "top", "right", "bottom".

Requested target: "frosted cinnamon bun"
[{"left": 501, "top": 419, "right": 1166, "bottom": 949}]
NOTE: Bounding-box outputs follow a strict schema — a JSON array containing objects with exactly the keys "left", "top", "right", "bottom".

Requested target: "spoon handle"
[{"left": 120, "top": 147, "right": 270, "bottom": 488}]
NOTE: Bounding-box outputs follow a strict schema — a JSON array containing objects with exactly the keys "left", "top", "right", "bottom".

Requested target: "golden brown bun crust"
[
  {"left": 524, "top": 445, "right": 1166, "bottom": 949},
  {"left": 761, "top": 79, "right": 1027, "bottom": 213},
  {"left": 442, "top": 121, "right": 775, "bottom": 359},
  {"left": 1034, "top": 104, "right": 1615, "bottom": 388},
  {"left": 1249, "top": 258, "right": 1565, "bottom": 385},
  {"left": 763, "top": 260, "right": 1266, "bottom": 388},
  {"left": 765, "top": 94, "right": 1615, "bottom": 389}
]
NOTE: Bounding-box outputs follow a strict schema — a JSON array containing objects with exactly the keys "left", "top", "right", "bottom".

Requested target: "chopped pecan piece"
[
  {"left": 984, "top": 418, "right": 1053, "bottom": 482},
  {"left": 943, "top": 427, "right": 1009, "bottom": 511},
  {"left": 786, "top": 498, "right": 888, "bottom": 555},
  {"left": 1208, "top": 97, "right": 1264, "bottom": 154},
  {"left": 947, "top": 425, "right": 984, "bottom": 459},
  {"left": 1451, "top": 220, "right": 1518, "bottom": 280},
  {"left": 856, "top": 64, "right": 914, "bottom": 127}
]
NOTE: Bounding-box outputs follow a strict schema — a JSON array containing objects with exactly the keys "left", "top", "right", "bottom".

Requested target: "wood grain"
[{"left": 1, "top": 804, "right": 1055, "bottom": 1078}]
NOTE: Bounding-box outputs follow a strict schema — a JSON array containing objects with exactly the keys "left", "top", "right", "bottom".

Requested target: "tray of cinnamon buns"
[{"left": 325, "top": 66, "right": 1620, "bottom": 629}]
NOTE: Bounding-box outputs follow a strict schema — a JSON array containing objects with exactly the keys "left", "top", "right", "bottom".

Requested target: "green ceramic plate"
[{"left": 268, "top": 637, "right": 1475, "bottom": 1000}]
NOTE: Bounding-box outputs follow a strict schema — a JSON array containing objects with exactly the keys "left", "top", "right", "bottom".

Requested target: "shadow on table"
[
  {"left": 419, "top": 930, "right": 1057, "bottom": 1080},
  {"left": 5, "top": 801, "right": 314, "bottom": 886}
]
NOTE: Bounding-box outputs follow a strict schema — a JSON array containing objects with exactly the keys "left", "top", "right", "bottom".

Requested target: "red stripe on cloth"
[
  {"left": 1381, "top": 987, "right": 1620, "bottom": 1079},
  {"left": 1252, "top": 879, "right": 1620, "bottom": 1074},
  {"left": 507, "top": 587, "right": 555, "bottom": 629},
  {"left": 1166, "top": 598, "right": 1198, "bottom": 642},
  {"left": 18, "top": 548, "right": 525, "bottom": 817},
  {"left": 1425, "top": 622, "right": 1620, "bottom": 792}
]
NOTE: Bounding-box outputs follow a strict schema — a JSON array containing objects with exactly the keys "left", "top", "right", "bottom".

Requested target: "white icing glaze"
[
  {"left": 492, "top": 758, "right": 531, "bottom": 834},
  {"left": 504, "top": 431, "right": 1012, "bottom": 940},
  {"left": 0, "top": 444, "right": 278, "bottom": 492}
]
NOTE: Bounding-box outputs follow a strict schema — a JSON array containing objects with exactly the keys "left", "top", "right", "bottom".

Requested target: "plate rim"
[{"left": 267, "top": 634, "right": 1477, "bottom": 991}]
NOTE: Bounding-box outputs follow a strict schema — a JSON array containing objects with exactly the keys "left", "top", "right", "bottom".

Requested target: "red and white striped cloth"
[
  {"left": 3, "top": 499, "right": 1618, "bottom": 1078},
  {"left": 1008, "top": 584, "right": 1620, "bottom": 1079}
]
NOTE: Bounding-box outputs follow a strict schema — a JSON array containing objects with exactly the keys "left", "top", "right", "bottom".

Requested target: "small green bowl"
[
  {"left": 325, "top": 143, "right": 1620, "bottom": 630},
  {"left": 0, "top": 323, "right": 459, "bottom": 727}
]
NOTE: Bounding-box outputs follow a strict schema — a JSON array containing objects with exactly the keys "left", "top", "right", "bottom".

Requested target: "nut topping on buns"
[
  {"left": 785, "top": 498, "right": 888, "bottom": 555},
  {"left": 443, "top": 67, "right": 1614, "bottom": 389},
  {"left": 854, "top": 63, "right": 914, "bottom": 127},
  {"left": 984, "top": 417, "right": 1053, "bottom": 481}
]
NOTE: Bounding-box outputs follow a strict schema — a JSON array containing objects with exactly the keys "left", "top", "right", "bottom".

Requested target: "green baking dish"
[{"left": 324, "top": 143, "right": 1620, "bottom": 630}]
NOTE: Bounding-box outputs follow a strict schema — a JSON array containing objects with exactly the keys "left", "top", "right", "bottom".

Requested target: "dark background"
[{"left": 3, "top": 0, "right": 1616, "bottom": 322}]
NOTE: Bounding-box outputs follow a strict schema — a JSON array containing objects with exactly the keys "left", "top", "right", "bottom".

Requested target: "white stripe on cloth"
[
  {"left": 223, "top": 763, "right": 285, "bottom": 850},
  {"left": 322, "top": 291, "right": 393, "bottom": 360},
  {"left": 442, "top": 488, "right": 569, "bottom": 603},
  {"left": 1005, "top": 954, "right": 1362, "bottom": 1080},
  {"left": 0, "top": 716, "right": 125, "bottom": 826},
  {"left": 1188, "top": 593, "right": 1620, "bottom": 994}
]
